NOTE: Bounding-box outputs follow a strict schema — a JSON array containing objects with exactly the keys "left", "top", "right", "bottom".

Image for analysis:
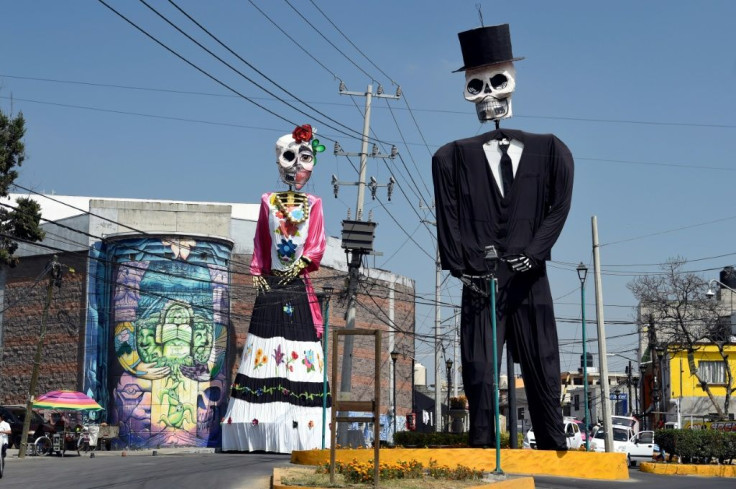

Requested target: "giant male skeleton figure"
[{"left": 432, "top": 24, "right": 574, "bottom": 450}]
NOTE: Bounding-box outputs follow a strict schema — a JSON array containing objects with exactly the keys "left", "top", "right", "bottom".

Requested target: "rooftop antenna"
[{"left": 476, "top": 3, "right": 484, "bottom": 26}]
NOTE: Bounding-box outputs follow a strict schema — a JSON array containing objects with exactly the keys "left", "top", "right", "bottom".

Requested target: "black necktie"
[{"left": 499, "top": 141, "right": 513, "bottom": 196}]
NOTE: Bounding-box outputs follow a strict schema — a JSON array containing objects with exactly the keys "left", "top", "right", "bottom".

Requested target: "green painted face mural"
[{"left": 105, "top": 237, "right": 231, "bottom": 449}]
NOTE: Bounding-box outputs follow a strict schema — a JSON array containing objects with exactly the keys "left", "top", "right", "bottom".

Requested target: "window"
[
  {"left": 638, "top": 432, "right": 654, "bottom": 444},
  {"left": 699, "top": 361, "right": 726, "bottom": 384}
]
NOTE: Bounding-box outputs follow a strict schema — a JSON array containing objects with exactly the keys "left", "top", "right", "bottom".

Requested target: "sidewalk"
[{"left": 4, "top": 446, "right": 216, "bottom": 460}]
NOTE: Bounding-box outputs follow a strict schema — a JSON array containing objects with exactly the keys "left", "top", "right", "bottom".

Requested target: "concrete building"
[{"left": 0, "top": 194, "right": 415, "bottom": 449}]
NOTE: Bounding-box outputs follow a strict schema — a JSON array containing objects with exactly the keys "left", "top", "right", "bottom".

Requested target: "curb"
[
  {"left": 272, "top": 466, "right": 535, "bottom": 489},
  {"left": 5, "top": 447, "right": 216, "bottom": 460},
  {"left": 640, "top": 462, "right": 736, "bottom": 478}
]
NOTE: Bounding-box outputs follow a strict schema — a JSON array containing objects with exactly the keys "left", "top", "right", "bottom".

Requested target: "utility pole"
[
  {"left": 434, "top": 245, "right": 442, "bottom": 431},
  {"left": 18, "top": 256, "right": 64, "bottom": 458},
  {"left": 419, "top": 200, "right": 442, "bottom": 432},
  {"left": 591, "top": 216, "right": 613, "bottom": 452},
  {"left": 332, "top": 82, "right": 400, "bottom": 444},
  {"left": 453, "top": 308, "right": 459, "bottom": 398}
]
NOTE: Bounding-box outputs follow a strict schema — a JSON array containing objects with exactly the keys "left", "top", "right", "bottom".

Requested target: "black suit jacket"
[{"left": 432, "top": 128, "right": 574, "bottom": 277}]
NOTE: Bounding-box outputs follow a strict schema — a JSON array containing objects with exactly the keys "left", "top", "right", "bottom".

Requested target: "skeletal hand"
[
  {"left": 507, "top": 254, "right": 534, "bottom": 272},
  {"left": 278, "top": 258, "right": 309, "bottom": 286},
  {"left": 253, "top": 275, "right": 270, "bottom": 295}
]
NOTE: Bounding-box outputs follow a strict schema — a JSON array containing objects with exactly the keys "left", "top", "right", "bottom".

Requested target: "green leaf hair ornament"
[{"left": 311, "top": 139, "right": 325, "bottom": 165}]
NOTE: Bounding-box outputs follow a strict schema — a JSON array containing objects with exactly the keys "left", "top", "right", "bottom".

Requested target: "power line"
[
  {"left": 159, "top": 0, "right": 364, "bottom": 141},
  {"left": 98, "top": 0, "right": 345, "bottom": 142},
  {"left": 281, "top": 0, "right": 375, "bottom": 82}
]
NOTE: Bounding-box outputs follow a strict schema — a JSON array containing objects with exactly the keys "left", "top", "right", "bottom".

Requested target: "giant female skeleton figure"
[
  {"left": 222, "top": 125, "right": 329, "bottom": 453},
  {"left": 432, "top": 24, "right": 574, "bottom": 450}
]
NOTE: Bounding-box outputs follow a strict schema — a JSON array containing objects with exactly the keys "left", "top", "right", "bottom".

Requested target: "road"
[
  {"left": 1, "top": 450, "right": 291, "bottom": 489},
  {"left": 2, "top": 451, "right": 734, "bottom": 489},
  {"left": 534, "top": 468, "right": 736, "bottom": 489}
]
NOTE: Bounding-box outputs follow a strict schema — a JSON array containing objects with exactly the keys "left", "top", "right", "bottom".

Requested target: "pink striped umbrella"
[{"left": 33, "top": 390, "right": 103, "bottom": 411}]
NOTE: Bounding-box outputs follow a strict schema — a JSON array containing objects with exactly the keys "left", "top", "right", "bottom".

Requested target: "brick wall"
[{"left": 0, "top": 253, "right": 88, "bottom": 405}]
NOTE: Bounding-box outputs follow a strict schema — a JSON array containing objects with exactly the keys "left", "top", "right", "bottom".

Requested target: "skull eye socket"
[
  {"left": 490, "top": 74, "right": 508, "bottom": 90},
  {"left": 466, "top": 78, "right": 484, "bottom": 95},
  {"left": 282, "top": 150, "right": 296, "bottom": 162}
]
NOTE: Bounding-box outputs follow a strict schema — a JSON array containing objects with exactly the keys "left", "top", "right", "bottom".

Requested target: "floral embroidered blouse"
[{"left": 250, "top": 192, "right": 326, "bottom": 336}]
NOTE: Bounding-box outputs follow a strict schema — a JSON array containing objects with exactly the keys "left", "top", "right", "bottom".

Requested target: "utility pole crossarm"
[{"left": 333, "top": 83, "right": 400, "bottom": 216}]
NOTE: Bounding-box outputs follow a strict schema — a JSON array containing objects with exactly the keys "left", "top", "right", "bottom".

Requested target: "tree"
[
  {"left": 628, "top": 257, "right": 733, "bottom": 419},
  {"left": 0, "top": 109, "right": 44, "bottom": 265}
]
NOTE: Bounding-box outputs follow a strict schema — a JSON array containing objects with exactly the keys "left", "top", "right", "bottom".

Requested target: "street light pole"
[
  {"left": 655, "top": 345, "right": 666, "bottom": 424},
  {"left": 577, "top": 262, "right": 590, "bottom": 451},
  {"left": 391, "top": 350, "right": 399, "bottom": 443},
  {"left": 445, "top": 359, "right": 453, "bottom": 433}
]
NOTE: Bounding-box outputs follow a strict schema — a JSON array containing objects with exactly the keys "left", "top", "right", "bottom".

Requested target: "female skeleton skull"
[{"left": 275, "top": 134, "right": 314, "bottom": 190}]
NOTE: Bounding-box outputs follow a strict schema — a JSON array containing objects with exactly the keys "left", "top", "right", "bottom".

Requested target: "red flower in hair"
[{"left": 292, "top": 124, "right": 313, "bottom": 143}]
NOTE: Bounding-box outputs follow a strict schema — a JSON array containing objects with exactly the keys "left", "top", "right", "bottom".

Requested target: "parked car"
[
  {"left": 0, "top": 405, "right": 56, "bottom": 448},
  {"left": 589, "top": 425, "right": 633, "bottom": 454},
  {"left": 589, "top": 426, "right": 656, "bottom": 466},
  {"left": 523, "top": 417, "right": 583, "bottom": 450},
  {"left": 624, "top": 430, "right": 658, "bottom": 466},
  {"left": 572, "top": 419, "right": 589, "bottom": 442}
]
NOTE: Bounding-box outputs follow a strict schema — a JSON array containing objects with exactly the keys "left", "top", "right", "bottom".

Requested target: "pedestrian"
[{"left": 0, "top": 412, "right": 11, "bottom": 459}]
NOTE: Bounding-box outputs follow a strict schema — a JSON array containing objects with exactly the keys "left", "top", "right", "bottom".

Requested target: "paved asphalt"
[
  {"left": 1, "top": 448, "right": 292, "bottom": 489},
  {"left": 2, "top": 448, "right": 735, "bottom": 489}
]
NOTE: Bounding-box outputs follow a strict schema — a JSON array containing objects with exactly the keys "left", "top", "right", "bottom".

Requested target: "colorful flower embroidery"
[
  {"left": 286, "top": 351, "right": 298, "bottom": 372},
  {"left": 252, "top": 418, "right": 259, "bottom": 426},
  {"left": 302, "top": 349, "right": 315, "bottom": 373},
  {"left": 277, "top": 238, "right": 297, "bottom": 259},
  {"left": 273, "top": 344, "right": 285, "bottom": 367},
  {"left": 275, "top": 211, "right": 300, "bottom": 238},
  {"left": 283, "top": 303, "right": 294, "bottom": 316},
  {"left": 308, "top": 420, "right": 315, "bottom": 430},
  {"left": 318, "top": 353, "right": 323, "bottom": 374},
  {"left": 254, "top": 348, "right": 268, "bottom": 369}
]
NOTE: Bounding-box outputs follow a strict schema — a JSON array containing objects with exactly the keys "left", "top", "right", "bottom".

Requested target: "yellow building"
[{"left": 644, "top": 343, "right": 736, "bottom": 428}]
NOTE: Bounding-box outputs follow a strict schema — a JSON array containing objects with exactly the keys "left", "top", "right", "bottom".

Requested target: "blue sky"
[{"left": 3, "top": 1, "right": 736, "bottom": 383}]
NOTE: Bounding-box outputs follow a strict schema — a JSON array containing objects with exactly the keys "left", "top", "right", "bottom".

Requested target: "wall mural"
[{"left": 104, "top": 237, "right": 231, "bottom": 448}]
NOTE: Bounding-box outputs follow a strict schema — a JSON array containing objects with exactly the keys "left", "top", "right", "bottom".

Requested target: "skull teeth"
[{"left": 476, "top": 98, "right": 509, "bottom": 119}]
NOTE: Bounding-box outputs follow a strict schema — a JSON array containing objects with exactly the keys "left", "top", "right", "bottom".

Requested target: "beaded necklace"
[{"left": 272, "top": 191, "right": 310, "bottom": 223}]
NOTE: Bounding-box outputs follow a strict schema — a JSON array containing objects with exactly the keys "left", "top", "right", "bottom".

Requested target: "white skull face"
[
  {"left": 463, "top": 62, "right": 516, "bottom": 122},
  {"left": 275, "top": 134, "right": 314, "bottom": 190}
]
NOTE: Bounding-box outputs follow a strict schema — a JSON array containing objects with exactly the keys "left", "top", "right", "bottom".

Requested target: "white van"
[
  {"left": 522, "top": 417, "right": 583, "bottom": 450},
  {"left": 610, "top": 415, "right": 640, "bottom": 434}
]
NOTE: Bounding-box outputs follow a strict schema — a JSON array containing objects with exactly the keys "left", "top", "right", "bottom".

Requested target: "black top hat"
[{"left": 454, "top": 24, "right": 524, "bottom": 72}]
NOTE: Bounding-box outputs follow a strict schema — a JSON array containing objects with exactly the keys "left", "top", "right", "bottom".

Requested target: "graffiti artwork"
[{"left": 104, "top": 236, "right": 231, "bottom": 448}]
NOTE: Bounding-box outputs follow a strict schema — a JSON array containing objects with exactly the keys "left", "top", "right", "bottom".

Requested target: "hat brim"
[{"left": 453, "top": 56, "right": 525, "bottom": 73}]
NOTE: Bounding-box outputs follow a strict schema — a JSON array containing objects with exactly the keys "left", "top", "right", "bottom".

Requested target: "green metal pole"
[
  {"left": 490, "top": 277, "right": 503, "bottom": 474},
  {"left": 322, "top": 294, "right": 331, "bottom": 449},
  {"left": 582, "top": 283, "right": 590, "bottom": 451}
]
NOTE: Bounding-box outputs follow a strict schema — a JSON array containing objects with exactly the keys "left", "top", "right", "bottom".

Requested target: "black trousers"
[{"left": 460, "top": 263, "right": 566, "bottom": 450}]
